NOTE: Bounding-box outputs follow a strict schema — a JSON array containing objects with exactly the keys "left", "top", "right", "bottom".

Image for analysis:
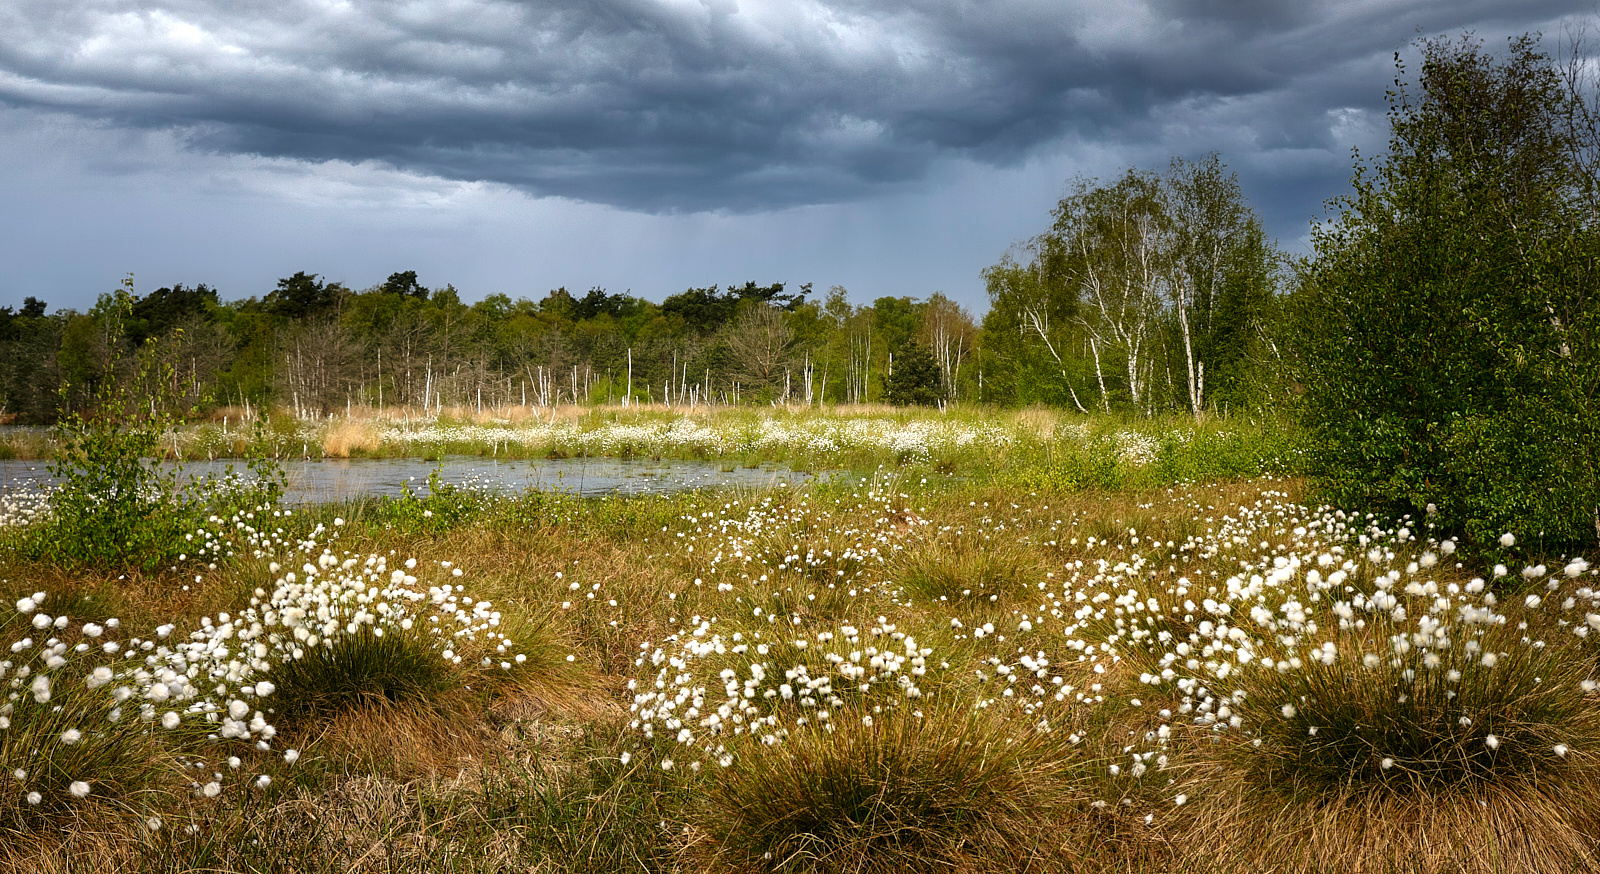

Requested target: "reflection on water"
[{"left": 0, "top": 456, "right": 837, "bottom": 504}]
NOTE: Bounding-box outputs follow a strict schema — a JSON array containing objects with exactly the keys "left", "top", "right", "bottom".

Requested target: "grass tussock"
[
  {"left": 266, "top": 626, "right": 460, "bottom": 724},
  {"left": 694, "top": 703, "right": 1092, "bottom": 874},
  {"left": 1181, "top": 778, "right": 1600, "bottom": 874},
  {"left": 1233, "top": 627, "right": 1600, "bottom": 792},
  {"left": 897, "top": 532, "right": 1041, "bottom": 605}
]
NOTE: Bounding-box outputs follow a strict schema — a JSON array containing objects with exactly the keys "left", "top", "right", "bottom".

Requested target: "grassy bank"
[
  {"left": 0, "top": 405, "right": 1303, "bottom": 487},
  {"left": 0, "top": 415, "right": 1594, "bottom": 872}
]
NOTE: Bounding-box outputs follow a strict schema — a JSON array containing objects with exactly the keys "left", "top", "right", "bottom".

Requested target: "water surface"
[{"left": 0, "top": 456, "right": 831, "bottom": 504}]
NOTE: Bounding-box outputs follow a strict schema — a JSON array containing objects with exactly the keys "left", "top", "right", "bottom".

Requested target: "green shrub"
[
  {"left": 371, "top": 467, "right": 493, "bottom": 534},
  {"left": 30, "top": 405, "right": 194, "bottom": 570},
  {"left": 1295, "top": 34, "right": 1599, "bottom": 550}
]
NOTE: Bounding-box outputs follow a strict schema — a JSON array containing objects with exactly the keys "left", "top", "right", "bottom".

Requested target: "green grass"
[{"left": 265, "top": 626, "right": 460, "bottom": 724}]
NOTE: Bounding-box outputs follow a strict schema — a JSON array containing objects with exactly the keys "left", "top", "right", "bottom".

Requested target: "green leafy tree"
[
  {"left": 983, "top": 157, "right": 1281, "bottom": 415},
  {"left": 127, "top": 283, "right": 220, "bottom": 346},
  {"left": 379, "top": 270, "right": 430, "bottom": 300},
  {"left": 1297, "top": 34, "right": 1600, "bottom": 548},
  {"left": 265, "top": 271, "right": 344, "bottom": 320},
  {"left": 880, "top": 341, "right": 944, "bottom": 406},
  {"left": 1164, "top": 154, "right": 1278, "bottom": 417}
]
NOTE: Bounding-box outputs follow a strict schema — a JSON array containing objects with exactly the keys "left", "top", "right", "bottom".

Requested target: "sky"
[{"left": 0, "top": 0, "right": 1591, "bottom": 317}]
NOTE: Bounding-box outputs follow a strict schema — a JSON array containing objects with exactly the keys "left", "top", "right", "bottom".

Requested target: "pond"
[{"left": 0, "top": 456, "right": 841, "bottom": 504}]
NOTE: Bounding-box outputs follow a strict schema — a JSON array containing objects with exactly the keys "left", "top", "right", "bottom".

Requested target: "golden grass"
[
  {"left": 1178, "top": 776, "right": 1600, "bottom": 874},
  {"left": 305, "top": 700, "right": 492, "bottom": 781},
  {"left": 1005, "top": 404, "right": 1067, "bottom": 440},
  {"left": 0, "top": 806, "right": 151, "bottom": 874},
  {"left": 321, "top": 419, "right": 382, "bottom": 458}
]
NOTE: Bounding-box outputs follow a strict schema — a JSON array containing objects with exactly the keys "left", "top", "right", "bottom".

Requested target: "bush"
[
  {"left": 1295, "top": 34, "right": 1600, "bottom": 550},
  {"left": 30, "top": 403, "right": 193, "bottom": 570}
]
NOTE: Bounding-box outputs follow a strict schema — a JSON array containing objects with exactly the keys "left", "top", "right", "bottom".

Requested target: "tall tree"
[
  {"left": 1050, "top": 170, "right": 1168, "bottom": 412},
  {"left": 880, "top": 341, "right": 944, "bottom": 406},
  {"left": 1163, "top": 154, "right": 1270, "bottom": 417},
  {"left": 723, "top": 302, "right": 798, "bottom": 398},
  {"left": 981, "top": 238, "right": 1088, "bottom": 409},
  {"left": 920, "top": 292, "right": 975, "bottom": 402}
]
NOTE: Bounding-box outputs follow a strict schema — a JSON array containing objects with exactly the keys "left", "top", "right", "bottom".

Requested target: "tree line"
[
  {"left": 0, "top": 268, "right": 997, "bottom": 422},
  {"left": 0, "top": 152, "right": 1298, "bottom": 424}
]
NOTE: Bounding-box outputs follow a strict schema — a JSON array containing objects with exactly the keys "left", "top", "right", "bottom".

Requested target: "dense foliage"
[
  {"left": 980, "top": 154, "right": 1288, "bottom": 415},
  {"left": 2, "top": 218, "right": 1291, "bottom": 422},
  {"left": 0, "top": 274, "right": 992, "bottom": 422},
  {"left": 1296, "top": 35, "right": 1600, "bottom": 549},
  {"left": 879, "top": 342, "right": 944, "bottom": 406}
]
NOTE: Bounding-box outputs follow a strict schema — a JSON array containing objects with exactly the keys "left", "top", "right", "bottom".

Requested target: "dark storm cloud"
[{"left": 0, "top": 0, "right": 1589, "bottom": 212}]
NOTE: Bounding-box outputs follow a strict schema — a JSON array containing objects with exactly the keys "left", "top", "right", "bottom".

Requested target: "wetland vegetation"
[{"left": 0, "top": 29, "right": 1597, "bottom": 874}]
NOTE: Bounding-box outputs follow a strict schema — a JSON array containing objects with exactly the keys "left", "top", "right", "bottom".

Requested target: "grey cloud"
[{"left": 0, "top": 0, "right": 1590, "bottom": 213}]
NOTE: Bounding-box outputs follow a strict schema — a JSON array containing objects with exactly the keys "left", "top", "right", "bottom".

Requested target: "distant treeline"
[{"left": 0, "top": 157, "right": 1294, "bottom": 424}]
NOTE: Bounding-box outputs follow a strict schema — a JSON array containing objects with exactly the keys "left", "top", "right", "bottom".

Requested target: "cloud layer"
[{"left": 3, "top": 0, "right": 1587, "bottom": 213}]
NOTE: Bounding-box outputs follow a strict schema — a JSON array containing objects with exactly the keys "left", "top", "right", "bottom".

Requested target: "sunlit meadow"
[{"left": 0, "top": 407, "right": 1591, "bottom": 872}]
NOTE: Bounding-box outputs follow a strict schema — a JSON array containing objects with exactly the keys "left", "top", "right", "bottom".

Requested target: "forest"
[{"left": 0, "top": 152, "right": 1289, "bottom": 423}]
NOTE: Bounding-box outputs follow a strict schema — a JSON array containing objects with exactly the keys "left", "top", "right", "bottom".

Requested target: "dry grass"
[
  {"left": 1005, "top": 405, "right": 1066, "bottom": 440},
  {"left": 0, "top": 806, "right": 152, "bottom": 874},
  {"left": 305, "top": 700, "right": 493, "bottom": 781},
  {"left": 7, "top": 465, "right": 1600, "bottom": 873},
  {"left": 1179, "top": 776, "right": 1600, "bottom": 874},
  {"left": 322, "top": 419, "right": 383, "bottom": 457}
]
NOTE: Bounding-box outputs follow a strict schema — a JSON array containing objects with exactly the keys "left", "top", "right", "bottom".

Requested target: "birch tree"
[
  {"left": 919, "top": 292, "right": 975, "bottom": 402},
  {"left": 1049, "top": 171, "right": 1168, "bottom": 413},
  {"left": 1163, "top": 154, "right": 1264, "bottom": 418}
]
